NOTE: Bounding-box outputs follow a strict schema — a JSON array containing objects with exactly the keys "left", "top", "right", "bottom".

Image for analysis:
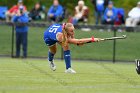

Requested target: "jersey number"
[{"left": 49, "top": 25, "right": 60, "bottom": 33}]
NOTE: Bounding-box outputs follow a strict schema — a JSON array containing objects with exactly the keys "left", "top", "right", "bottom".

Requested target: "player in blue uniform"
[{"left": 44, "top": 23, "right": 101, "bottom": 73}]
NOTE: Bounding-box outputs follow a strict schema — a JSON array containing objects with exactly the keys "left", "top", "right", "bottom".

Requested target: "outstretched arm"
[
  {"left": 56, "top": 33, "right": 101, "bottom": 45},
  {"left": 68, "top": 37, "right": 101, "bottom": 45}
]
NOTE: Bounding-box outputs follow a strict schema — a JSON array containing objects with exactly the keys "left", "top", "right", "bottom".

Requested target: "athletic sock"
[
  {"left": 64, "top": 50, "right": 71, "bottom": 69},
  {"left": 48, "top": 51, "right": 54, "bottom": 61}
]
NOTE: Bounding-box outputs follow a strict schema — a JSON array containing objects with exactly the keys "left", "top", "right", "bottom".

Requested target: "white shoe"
[
  {"left": 65, "top": 68, "right": 76, "bottom": 74},
  {"left": 48, "top": 61, "right": 56, "bottom": 71}
]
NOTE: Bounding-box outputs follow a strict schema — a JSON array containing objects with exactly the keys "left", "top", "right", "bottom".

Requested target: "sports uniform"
[
  {"left": 44, "top": 24, "right": 62, "bottom": 46},
  {"left": 44, "top": 24, "right": 75, "bottom": 73}
]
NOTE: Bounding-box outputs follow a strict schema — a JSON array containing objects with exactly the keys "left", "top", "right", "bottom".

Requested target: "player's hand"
[{"left": 94, "top": 38, "right": 102, "bottom": 42}]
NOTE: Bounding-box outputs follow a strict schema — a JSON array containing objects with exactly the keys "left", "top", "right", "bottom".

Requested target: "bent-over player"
[{"left": 44, "top": 23, "right": 101, "bottom": 73}]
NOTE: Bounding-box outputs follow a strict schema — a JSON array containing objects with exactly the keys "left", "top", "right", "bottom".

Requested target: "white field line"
[{"left": 0, "top": 85, "right": 140, "bottom": 91}]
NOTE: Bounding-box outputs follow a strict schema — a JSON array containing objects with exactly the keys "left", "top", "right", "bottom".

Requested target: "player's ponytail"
[
  {"left": 62, "top": 23, "right": 68, "bottom": 46},
  {"left": 62, "top": 23, "right": 73, "bottom": 46}
]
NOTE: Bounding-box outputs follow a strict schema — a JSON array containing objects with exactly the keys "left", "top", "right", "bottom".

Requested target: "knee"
[
  {"left": 63, "top": 45, "right": 69, "bottom": 51},
  {"left": 50, "top": 49, "right": 57, "bottom": 54},
  {"left": 53, "top": 49, "right": 57, "bottom": 54}
]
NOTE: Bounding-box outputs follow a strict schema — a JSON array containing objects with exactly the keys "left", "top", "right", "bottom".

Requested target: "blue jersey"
[
  {"left": 12, "top": 14, "right": 29, "bottom": 32},
  {"left": 44, "top": 24, "right": 62, "bottom": 46}
]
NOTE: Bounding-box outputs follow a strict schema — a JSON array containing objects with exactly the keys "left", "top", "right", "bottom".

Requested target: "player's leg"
[
  {"left": 48, "top": 44, "right": 57, "bottom": 71},
  {"left": 48, "top": 44, "right": 57, "bottom": 61},
  {"left": 61, "top": 44, "right": 76, "bottom": 73}
]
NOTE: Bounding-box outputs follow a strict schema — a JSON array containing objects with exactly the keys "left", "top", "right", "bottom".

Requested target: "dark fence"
[{"left": 0, "top": 21, "right": 140, "bottom": 62}]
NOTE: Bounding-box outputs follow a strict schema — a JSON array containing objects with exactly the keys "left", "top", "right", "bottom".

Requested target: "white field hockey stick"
[
  {"left": 100, "top": 35, "right": 127, "bottom": 41},
  {"left": 86, "top": 35, "right": 127, "bottom": 43}
]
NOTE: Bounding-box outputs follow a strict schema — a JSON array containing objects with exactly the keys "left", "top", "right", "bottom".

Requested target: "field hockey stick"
[
  {"left": 100, "top": 35, "right": 127, "bottom": 41},
  {"left": 86, "top": 35, "right": 127, "bottom": 43}
]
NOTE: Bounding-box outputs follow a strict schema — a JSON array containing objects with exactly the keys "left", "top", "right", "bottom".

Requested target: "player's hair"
[{"left": 62, "top": 23, "right": 73, "bottom": 46}]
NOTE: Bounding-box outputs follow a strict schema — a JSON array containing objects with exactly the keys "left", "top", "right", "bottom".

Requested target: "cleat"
[
  {"left": 48, "top": 61, "right": 56, "bottom": 71},
  {"left": 136, "top": 59, "right": 140, "bottom": 75},
  {"left": 65, "top": 68, "right": 76, "bottom": 74}
]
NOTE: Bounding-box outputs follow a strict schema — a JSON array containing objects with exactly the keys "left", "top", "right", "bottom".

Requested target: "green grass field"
[{"left": 0, "top": 58, "right": 140, "bottom": 93}]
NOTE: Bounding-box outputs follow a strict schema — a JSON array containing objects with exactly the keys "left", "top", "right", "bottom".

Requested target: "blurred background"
[{"left": 0, "top": 0, "right": 139, "bottom": 23}]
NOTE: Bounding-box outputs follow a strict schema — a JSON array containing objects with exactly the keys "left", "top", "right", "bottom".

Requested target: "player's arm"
[
  {"left": 56, "top": 33, "right": 101, "bottom": 45},
  {"left": 56, "top": 33, "right": 92, "bottom": 44},
  {"left": 56, "top": 32, "right": 63, "bottom": 42},
  {"left": 68, "top": 37, "right": 100, "bottom": 45}
]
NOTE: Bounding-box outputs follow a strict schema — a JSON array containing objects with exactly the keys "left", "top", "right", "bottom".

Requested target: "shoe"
[
  {"left": 136, "top": 59, "right": 140, "bottom": 75},
  {"left": 65, "top": 68, "right": 76, "bottom": 74},
  {"left": 48, "top": 61, "right": 56, "bottom": 71}
]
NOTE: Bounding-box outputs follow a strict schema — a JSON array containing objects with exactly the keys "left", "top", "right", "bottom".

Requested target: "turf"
[{"left": 0, "top": 58, "right": 140, "bottom": 93}]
